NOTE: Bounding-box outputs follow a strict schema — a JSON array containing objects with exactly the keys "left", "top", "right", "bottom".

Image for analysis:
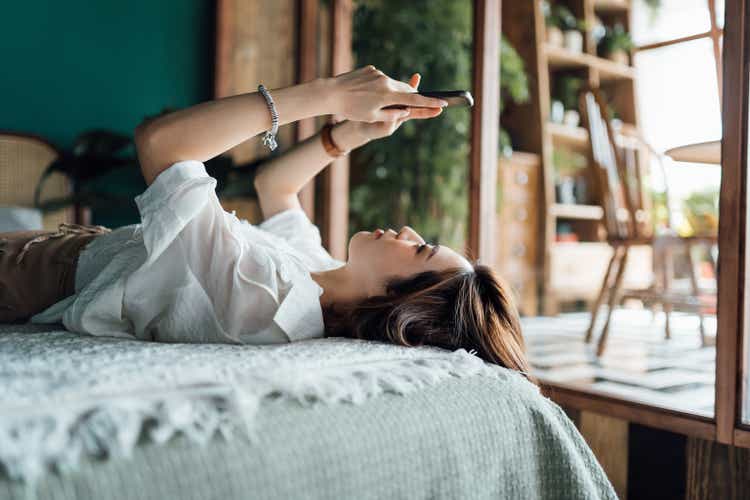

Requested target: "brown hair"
[{"left": 323, "top": 263, "right": 533, "bottom": 380}]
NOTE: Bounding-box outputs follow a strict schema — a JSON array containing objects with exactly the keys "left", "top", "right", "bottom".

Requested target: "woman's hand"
[
  {"left": 330, "top": 74, "right": 442, "bottom": 151},
  {"left": 329, "top": 66, "right": 447, "bottom": 123},
  {"left": 355, "top": 74, "right": 442, "bottom": 140}
]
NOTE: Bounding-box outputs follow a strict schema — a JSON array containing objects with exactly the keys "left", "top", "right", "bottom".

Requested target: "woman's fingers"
[
  {"left": 409, "top": 73, "right": 421, "bottom": 89},
  {"left": 386, "top": 91, "right": 447, "bottom": 109},
  {"left": 405, "top": 107, "right": 443, "bottom": 120},
  {"left": 375, "top": 107, "right": 411, "bottom": 122}
]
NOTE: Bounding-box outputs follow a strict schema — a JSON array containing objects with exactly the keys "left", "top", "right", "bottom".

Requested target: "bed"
[{"left": 0, "top": 323, "right": 616, "bottom": 500}]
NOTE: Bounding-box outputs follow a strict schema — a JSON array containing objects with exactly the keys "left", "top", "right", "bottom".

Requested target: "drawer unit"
[{"left": 496, "top": 152, "right": 541, "bottom": 315}]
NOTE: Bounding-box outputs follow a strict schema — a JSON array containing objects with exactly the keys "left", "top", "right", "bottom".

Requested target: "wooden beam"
[
  {"left": 716, "top": 0, "right": 747, "bottom": 445},
  {"left": 635, "top": 31, "right": 714, "bottom": 52},
  {"left": 212, "top": 0, "right": 298, "bottom": 167},
  {"left": 578, "top": 412, "right": 629, "bottom": 500},
  {"left": 686, "top": 437, "right": 750, "bottom": 499},
  {"left": 469, "top": 0, "right": 501, "bottom": 263},
  {"left": 297, "top": 0, "right": 319, "bottom": 219},
  {"left": 214, "top": 0, "right": 234, "bottom": 99},
  {"left": 735, "top": 428, "right": 750, "bottom": 448},
  {"left": 707, "top": 0, "right": 723, "bottom": 101},
  {"left": 319, "top": 0, "right": 352, "bottom": 260}
]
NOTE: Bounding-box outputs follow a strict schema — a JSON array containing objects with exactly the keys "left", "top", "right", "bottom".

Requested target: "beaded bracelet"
[{"left": 258, "top": 84, "right": 279, "bottom": 151}]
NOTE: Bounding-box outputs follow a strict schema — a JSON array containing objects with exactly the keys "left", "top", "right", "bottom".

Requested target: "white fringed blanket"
[{"left": 0, "top": 323, "right": 508, "bottom": 484}]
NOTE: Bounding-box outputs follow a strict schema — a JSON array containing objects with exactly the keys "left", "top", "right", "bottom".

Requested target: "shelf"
[
  {"left": 548, "top": 122, "right": 641, "bottom": 151},
  {"left": 544, "top": 44, "right": 635, "bottom": 81},
  {"left": 548, "top": 123, "right": 589, "bottom": 149},
  {"left": 595, "top": 56, "right": 636, "bottom": 81},
  {"left": 499, "top": 151, "right": 541, "bottom": 168},
  {"left": 550, "top": 203, "right": 604, "bottom": 220},
  {"left": 545, "top": 45, "right": 590, "bottom": 71},
  {"left": 593, "top": 0, "right": 629, "bottom": 13}
]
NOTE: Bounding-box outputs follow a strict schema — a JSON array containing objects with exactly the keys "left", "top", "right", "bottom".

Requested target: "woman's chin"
[{"left": 348, "top": 230, "right": 372, "bottom": 260}]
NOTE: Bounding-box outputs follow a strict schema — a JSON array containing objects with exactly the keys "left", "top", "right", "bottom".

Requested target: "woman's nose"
[{"left": 397, "top": 226, "right": 425, "bottom": 244}]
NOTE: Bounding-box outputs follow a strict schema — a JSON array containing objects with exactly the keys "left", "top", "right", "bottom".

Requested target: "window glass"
[
  {"left": 714, "top": 0, "right": 725, "bottom": 29},
  {"left": 634, "top": 37, "right": 721, "bottom": 152},
  {"left": 632, "top": 0, "right": 711, "bottom": 46},
  {"left": 349, "top": 0, "right": 472, "bottom": 252}
]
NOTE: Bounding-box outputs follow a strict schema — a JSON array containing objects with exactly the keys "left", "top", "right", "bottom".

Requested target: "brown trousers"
[{"left": 0, "top": 224, "right": 110, "bottom": 323}]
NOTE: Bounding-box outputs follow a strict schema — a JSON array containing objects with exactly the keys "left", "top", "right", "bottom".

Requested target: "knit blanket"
[
  {"left": 0, "top": 324, "right": 617, "bottom": 500},
  {"left": 0, "top": 324, "right": 505, "bottom": 482}
]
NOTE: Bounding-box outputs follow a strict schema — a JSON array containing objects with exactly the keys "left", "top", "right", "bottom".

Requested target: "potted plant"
[
  {"left": 542, "top": 1, "right": 564, "bottom": 47},
  {"left": 682, "top": 188, "right": 719, "bottom": 237},
  {"left": 560, "top": 8, "right": 586, "bottom": 54},
  {"left": 643, "top": 0, "right": 662, "bottom": 18},
  {"left": 552, "top": 146, "right": 588, "bottom": 204},
  {"left": 598, "top": 23, "right": 633, "bottom": 65},
  {"left": 543, "top": 2, "right": 585, "bottom": 52},
  {"left": 552, "top": 75, "right": 584, "bottom": 127}
]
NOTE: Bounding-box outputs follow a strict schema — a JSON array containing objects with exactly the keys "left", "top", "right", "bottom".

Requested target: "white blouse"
[{"left": 31, "top": 160, "right": 345, "bottom": 344}]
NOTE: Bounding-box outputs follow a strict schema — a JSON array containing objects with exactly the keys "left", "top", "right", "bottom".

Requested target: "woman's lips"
[{"left": 374, "top": 228, "right": 385, "bottom": 239}]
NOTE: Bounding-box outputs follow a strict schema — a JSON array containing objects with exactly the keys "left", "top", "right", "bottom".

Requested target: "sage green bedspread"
[{"left": 1, "top": 375, "right": 616, "bottom": 500}]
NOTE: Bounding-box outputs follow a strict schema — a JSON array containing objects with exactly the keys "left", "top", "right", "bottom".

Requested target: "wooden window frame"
[
  {"left": 545, "top": 0, "right": 750, "bottom": 448},
  {"left": 296, "top": 0, "right": 319, "bottom": 219},
  {"left": 721, "top": 0, "right": 750, "bottom": 446},
  {"left": 541, "top": 0, "right": 749, "bottom": 447},
  {"left": 469, "top": 0, "right": 501, "bottom": 263},
  {"left": 317, "top": 0, "right": 352, "bottom": 260}
]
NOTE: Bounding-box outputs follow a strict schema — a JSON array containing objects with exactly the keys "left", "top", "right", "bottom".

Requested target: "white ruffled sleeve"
[{"left": 133, "top": 161, "right": 284, "bottom": 341}]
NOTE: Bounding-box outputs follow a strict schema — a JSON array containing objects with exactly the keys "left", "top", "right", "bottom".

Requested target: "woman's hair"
[{"left": 322, "top": 263, "right": 533, "bottom": 379}]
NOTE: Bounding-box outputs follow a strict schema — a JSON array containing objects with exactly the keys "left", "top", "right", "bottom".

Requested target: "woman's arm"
[
  {"left": 135, "top": 67, "right": 446, "bottom": 185},
  {"left": 253, "top": 120, "right": 364, "bottom": 219},
  {"left": 254, "top": 74, "right": 440, "bottom": 219}
]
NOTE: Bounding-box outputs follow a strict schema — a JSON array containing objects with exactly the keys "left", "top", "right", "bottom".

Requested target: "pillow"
[{"left": 0, "top": 206, "right": 43, "bottom": 232}]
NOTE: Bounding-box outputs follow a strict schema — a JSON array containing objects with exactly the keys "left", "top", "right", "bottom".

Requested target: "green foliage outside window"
[
  {"left": 499, "top": 35, "right": 530, "bottom": 156},
  {"left": 350, "top": 0, "right": 473, "bottom": 250},
  {"left": 350, "top": 0, "right": 529, "bottom": 251}
]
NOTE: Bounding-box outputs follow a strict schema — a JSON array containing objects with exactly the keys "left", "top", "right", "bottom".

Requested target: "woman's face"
[{"left": 347, "top": 226, "right": 472, "bottom": 296}]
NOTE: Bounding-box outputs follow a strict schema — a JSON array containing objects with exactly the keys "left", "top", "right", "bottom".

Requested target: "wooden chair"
[
  {"left": 0, "top": 132, "right": 73, "bottom": 229},
  {"left": 579, "top": 89, "right": 717, "bottom": 356}
]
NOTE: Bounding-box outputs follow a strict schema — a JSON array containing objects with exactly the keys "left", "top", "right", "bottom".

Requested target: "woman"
[{"left": 0, "top": 66, "right": 530, "bottom": 375}]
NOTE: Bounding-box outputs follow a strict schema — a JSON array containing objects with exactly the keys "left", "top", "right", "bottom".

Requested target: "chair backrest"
[
  {"left": 0, "top": 132, "right": 72, "bottom": 230},
  {"left": 579, "top": 89, "right": 649, "bottom": 241}
]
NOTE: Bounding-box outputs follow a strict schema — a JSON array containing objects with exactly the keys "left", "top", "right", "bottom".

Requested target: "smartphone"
[
  {"left": 419, "top": 90, "right": 474, "bottom": 107},
  {"left": 385, "top": 90, "right": 474, "bottom": 109}
]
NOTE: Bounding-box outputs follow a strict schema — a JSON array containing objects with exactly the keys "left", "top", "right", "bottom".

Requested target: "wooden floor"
[{"left": 521, "top": 309, "right": 717, "bottom": 417}]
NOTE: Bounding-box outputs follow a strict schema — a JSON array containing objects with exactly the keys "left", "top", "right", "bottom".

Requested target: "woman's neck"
[{"left": 310, "top": 264, "right": 368, "bottom": 308}]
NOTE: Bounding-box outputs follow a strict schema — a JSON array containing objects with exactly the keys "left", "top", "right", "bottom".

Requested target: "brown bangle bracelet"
[{"left": 321, "top": 123, "right": 347, "bottom": 158}]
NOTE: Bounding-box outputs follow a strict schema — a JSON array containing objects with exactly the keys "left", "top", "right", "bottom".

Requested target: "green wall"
[{"left": 1, "top": 0, "right": 214, "bottom": 225}]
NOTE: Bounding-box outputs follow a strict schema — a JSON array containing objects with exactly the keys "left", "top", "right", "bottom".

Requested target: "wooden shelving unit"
[{"left": 501, "top": 0, "right": 642, "bottom": 314}]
